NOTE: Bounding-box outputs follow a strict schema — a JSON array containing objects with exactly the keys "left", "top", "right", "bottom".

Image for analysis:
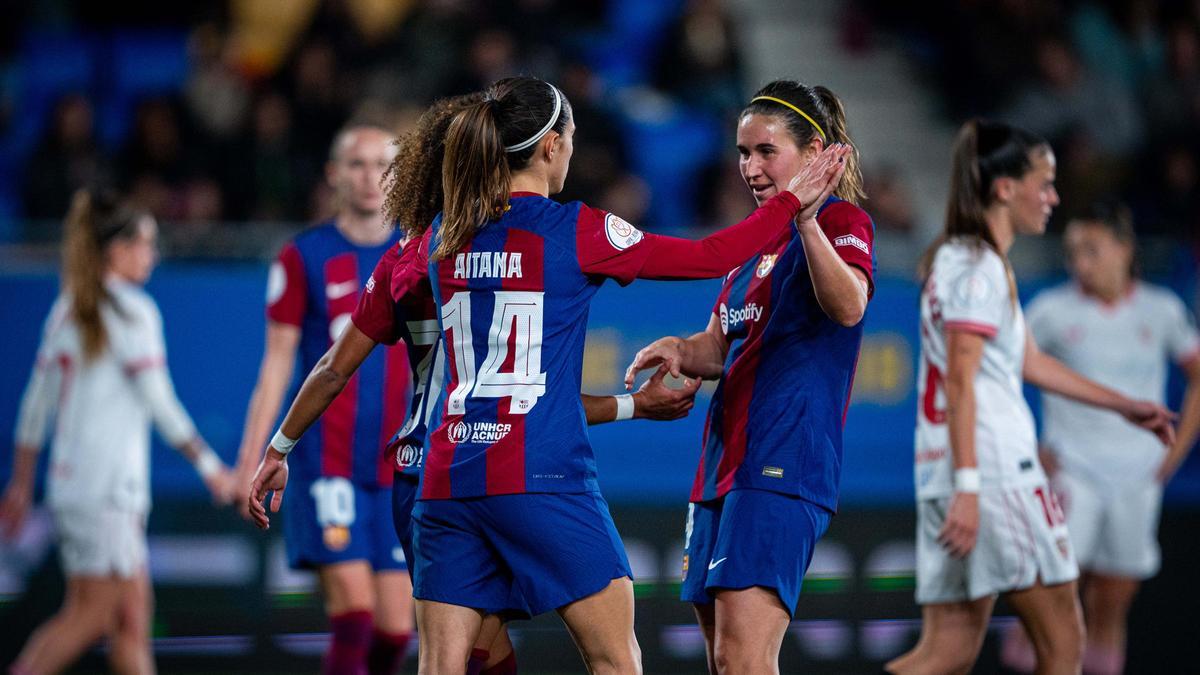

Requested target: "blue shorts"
[
  {"left": 284, "top": 476, "right": 407, "bottom": 572},
  {"left": 391, "top": 472, "right": 419, "bottom": 573},
  {"left": 681, "top": 488, "right": 831, "bottom": 616},
  {"left": 411, "top": 492, "right": 632, "bottom": 618}
]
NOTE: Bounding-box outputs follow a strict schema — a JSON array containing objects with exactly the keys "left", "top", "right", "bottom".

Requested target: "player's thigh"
[
  {"left": 557, "top": 577, "right": 639, "bottom": 665},
  {"left": 711, "top": 586, "right": 790, "bottom": 653},
  {"left": 319, "top": 560, "right": 377, "bottom": 615},
  {"left": 1006, "top": 579, "right": 1084, "bottom": 650},
  {"left": 373, "top": 570, "right": 415, "bottom": 632}
]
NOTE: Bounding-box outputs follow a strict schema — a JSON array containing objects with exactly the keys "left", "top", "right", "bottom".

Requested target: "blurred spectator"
[
  {"left": 185, "top": 22, "right": 251, "bottom": 142},
  {"left": 863, "top": 164, "right": 917, "bottom": 235},
  {"left": 1003, "top": 36, "right": 1145, "bottom": 158},
  {"left": 694, "top": 161, "right": 756, "bottom": 234},
  {"left": 1143, "top": 20, "right": 1200, "bottom": 146},
  {"left": 23, "top": 94, "right": 109, "bottom": 222},
  {"left": 653, "top": 0, "right": 745, "bottom": 115},
  {"left": 1069, "top": 1, "right": 1165, "bottom": 91},
  {"left": 286, "top": 40, "right": 348, "bottom": 169},
  {"left": 555, "top": 61, "right": 630, "bottom": 207}
]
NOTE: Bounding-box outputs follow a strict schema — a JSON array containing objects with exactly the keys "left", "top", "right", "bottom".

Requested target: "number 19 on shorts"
[{"left": 442, "top": 291, "right": 547, "bottom": 415}]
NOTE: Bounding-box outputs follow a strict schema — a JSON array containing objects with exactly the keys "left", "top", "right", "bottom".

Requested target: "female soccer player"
[
  {"left": 885, "top": 120, "right": 1175, "bottom": 675},
  {"left": 248, "top": 93, "right": 704, "bottom": 675},
  {"left": 0, "top": 188, "right": 233, "bottom": 675},
  {"left": 1000, "top": 202, "right": 1200, "bottom": 675},
  {"left": 405, "top": 75, "right": 847, "bottom": 674},
  {"left": 233, "top": 123, "right": 415, "bottom": 675},
  {"left": 624, "top": 80, "right": 874, "bottom": 674}
]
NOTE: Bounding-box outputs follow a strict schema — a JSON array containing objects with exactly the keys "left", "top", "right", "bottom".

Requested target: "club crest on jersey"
[
  {"left": 604, "top": 213, "right": 643, "bottom": 251},
  {"left": 756, "top": 254, "right": 778, "bottom": 278}
]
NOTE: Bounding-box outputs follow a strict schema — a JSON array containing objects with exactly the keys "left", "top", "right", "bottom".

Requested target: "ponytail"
[
  {"left": 812, "top": 86, "right": 864, "bottom": 205},
  {"left": 436, "top": 101, "right": 511, "bottom": 260},
  {"left": 382, "top": 92, "right": 485, "bottom": 239},
  {"left": 62, "top": 189, "right": 143, "bottom": 360}
]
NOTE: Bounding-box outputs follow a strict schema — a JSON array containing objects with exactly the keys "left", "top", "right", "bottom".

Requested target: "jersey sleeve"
[
  {"left": 392, "top": 228, "right": 432, "bottom": 302},
  {"left": 114, "top": 294, "right": 168, "bottom": 375},
  {"left": 1162, "top": 292, "right": 1200, "bottom": 365},
  {"left": 266, "top": 242, "right": 307, "bottom": 327},
  {"left": 939, "top": 251, "right": 1010, "bottom": 339},
  {"left": 575, "top": 192, "right": 802, "bottom": 285},
  {"left": 14, "top": 304, "right": 67, "bottom": 449},
  {"left": 818, "top": 201, "right": 876, "bottom": 296},
  {"left": 351, "top": 243, "right": 405, "bottom": 345}
]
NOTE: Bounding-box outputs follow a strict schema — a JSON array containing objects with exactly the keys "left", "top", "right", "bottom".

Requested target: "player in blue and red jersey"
[
  {"left": 247, "top": 94, "right": 703, "bottom": 675},
  {"left": 625, "top": 80, "right": 875, "bottom": 674},
  {"left": 410, "top": 76, "right": 850, "bottom": 673},
  {"left": 234, "top": 123, "right": 415, "bottom": 675}
]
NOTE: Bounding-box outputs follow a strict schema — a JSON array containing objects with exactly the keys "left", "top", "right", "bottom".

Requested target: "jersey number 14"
[{"left": 442, "top": 291, "right": 547, "bottom": 416}]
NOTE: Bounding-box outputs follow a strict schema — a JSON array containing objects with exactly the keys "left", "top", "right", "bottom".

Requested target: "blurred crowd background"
[{"left": 0, "top": 0, "right": 1195, "bottom": 265}]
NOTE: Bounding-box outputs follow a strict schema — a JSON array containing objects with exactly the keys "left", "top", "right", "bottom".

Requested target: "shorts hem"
[{"left": 526, "top": 571, "right": 632, "bottom": 617}]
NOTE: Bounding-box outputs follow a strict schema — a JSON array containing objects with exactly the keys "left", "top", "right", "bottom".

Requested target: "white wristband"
[
  {"left": 954, "top": 467, "right": 981, "bottom": 493},
  {"left": 271, "top": 429, "right": 298, "bottom": 456},
  {"left": 192, "top": 447, "right": 222, "bottom": 480},
  {"left": 614, "top": 394, "right": 635, "bottom": 422}
]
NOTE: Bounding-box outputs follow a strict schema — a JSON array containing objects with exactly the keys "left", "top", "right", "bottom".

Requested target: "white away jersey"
[
  {"left": 915, "top": 240, "right": 1043, "bottom": 499},
  {"left": 15, "top": 279, "right": 195, "bottom": 513},
  {"left": 1027, "top": 282, "right": 1200, "bottom": 485}
]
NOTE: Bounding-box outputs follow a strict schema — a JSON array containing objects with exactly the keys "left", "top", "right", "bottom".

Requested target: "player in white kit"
[
  {"left": 1000, "top": 202, "right": 1200, "bottom": 675},
  {"left": 885, "top": 121, "right": 1175, "bottom": 675},
  {"left": 0, "top": 189, "right": 234, "bottom": 675}
]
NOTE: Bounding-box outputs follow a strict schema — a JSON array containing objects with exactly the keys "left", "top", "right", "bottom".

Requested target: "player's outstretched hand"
[
  {"left": 938, "top": 491, "right": 979, "bottom": 559},
  {"left": 624, "top": 337, "right": 685, "bottom": 391},
  {"left": 203, "top": 464, "right": 237, "bottom": 506},
  {"left": 1122, "top": 399, "right": 1177, "bottom": 447},
  {"left": 635, "top": 366, "right": 703, "bottom": 421},
  {"left": 0, "top": 480, "right": 31, "bottom": 540},
  {"left": 248, "top": 449, "right": 289, "bottom": 530},
  {"left": 787, "top": 143, "right": 852, "bottom": 223}
]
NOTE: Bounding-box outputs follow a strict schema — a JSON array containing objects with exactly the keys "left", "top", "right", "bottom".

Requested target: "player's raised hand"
[
  {"left": 624, "top": 337, "right": 685, "bottom": 390},
  {"left": 938, "top": 491, "right": 980, "bottom": 559},
  {"left": 786, "top": 143, "right": 852, "bottom": 222},
  {"left": 0, "top": 480, "right": 32, "bottom": 540},
  {"left": 635, "top": 366, "right": 703, "bottom": 421},
  {"left": 1122, "top": 400, "right": 1177, "bottom": 447},
  {"left": 247, "top": 448, "right": 289, "bottom": 530}
]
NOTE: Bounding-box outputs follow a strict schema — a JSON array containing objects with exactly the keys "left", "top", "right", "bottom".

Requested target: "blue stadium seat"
[
  {"left": 621, "top": 105, "right": 721, "bottom": 231},
  {"left": 97, "top": 30, "right": 189, "bottom": 147}
]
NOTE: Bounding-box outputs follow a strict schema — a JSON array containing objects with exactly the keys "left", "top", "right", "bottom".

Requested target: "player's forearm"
[
  {"left": 797, "top": 218, "right": 868, "bottom": 327},
  {"left": 680, "top": 332, "right": 726, "bottom": 380},
  {"left": 637, "top": 192, "right": 801, "bottom": 280},
  {"left": 1025, "top": 350, "right": 1131, "bottom": 415},
  {"left": 237, "top": 355, "right": 295, "bottom": 470},
  {"left": 1168, "top": 377, "right": 1200, "bottom": 463},
  {"left": 7, "top": 446, "right": 39, "bottom": 491},
  {"left": 945, "top": 374, "right": 978, "bottom": 472},
  {"left": 276, "top": 356, "right": 351, "bottom": 441}
]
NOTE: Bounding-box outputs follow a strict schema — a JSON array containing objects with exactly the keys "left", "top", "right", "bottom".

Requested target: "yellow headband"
[{"left": 750, "top": 95, "right": 827, "bottom": 143}]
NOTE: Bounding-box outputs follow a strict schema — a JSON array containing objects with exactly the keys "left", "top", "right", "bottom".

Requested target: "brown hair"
[
  {"left": 741, "top": 80, "right": 865, "bottom": 205},
  {"left": 918, "top": 119, "right": 1051, "bottom": 299},
  {"left": 61, "top": 189, "right": 146, "bottom": 361},
  {"left": 382, "top": 93, "right": 484, "bottom": 239},
  {"left": 435, "top": 76, "right": 572, "bottom": 260}
]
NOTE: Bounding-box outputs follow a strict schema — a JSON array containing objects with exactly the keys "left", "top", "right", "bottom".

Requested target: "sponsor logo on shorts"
[
  {"left": 604, "top": 213, "right": 644, "bottom": 251},
  {"left": 447, "top": 421, "right": 512, "bottom": 444},
  {"left": 718, "top": 302, "right": 763, "bottom": 334},
  {"left": 756, "top": 254, "right": 778, "bottom": 278},
  {"left": 1019, "top": 459, "right": 1034, "bottom": 471},
  {"left": 762, "top": 466, "right": 784, "bottom": 478},
  {"left": 834, "top": 234, "right": 869, "bottom": 254},
  {"left": 708, "top": 557, "right": 727, "bottom": 570},
  {"left": 1056, "top": 536, "right": 1071, "bottom": 560},
  {"left": 681, "top": 554, "right": 689, "bottom": 580},
  {"left": 323, "top": 525, "right": 351, "bottom": 552}
]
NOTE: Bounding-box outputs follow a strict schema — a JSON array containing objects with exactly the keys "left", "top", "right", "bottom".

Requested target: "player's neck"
[
  {"left": 335, "top": 210, "right": 391, "bottom": 246},
  {"left": 510, "top": 173, "right": 549, "bottom": 197},
  {"left": 984, "top": 210, "right": 1015, "bottom": 254},
  {"left": 1084, "top": 279, "right": 1133, "bottom": 304}
]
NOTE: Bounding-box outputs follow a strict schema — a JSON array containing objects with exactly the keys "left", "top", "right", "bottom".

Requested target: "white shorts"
[
  {"left": 52, "top": 506, "right": 147, "bottom": 579},
  {"left": 1052, "top": 472, "right": 1162, "bottom": 579},
  {"left": 916, "top": 482, "right": 1079, "bottom": 604}
]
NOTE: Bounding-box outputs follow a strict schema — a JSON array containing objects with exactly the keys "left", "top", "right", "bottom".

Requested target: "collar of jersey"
[{"left": 510, "top": 191, "right": 543, "bottom": 198}]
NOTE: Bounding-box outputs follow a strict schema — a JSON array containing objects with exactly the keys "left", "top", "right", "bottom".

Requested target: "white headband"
[{"left": 503, "top": 83, "right": 562, "bottom": 153}]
